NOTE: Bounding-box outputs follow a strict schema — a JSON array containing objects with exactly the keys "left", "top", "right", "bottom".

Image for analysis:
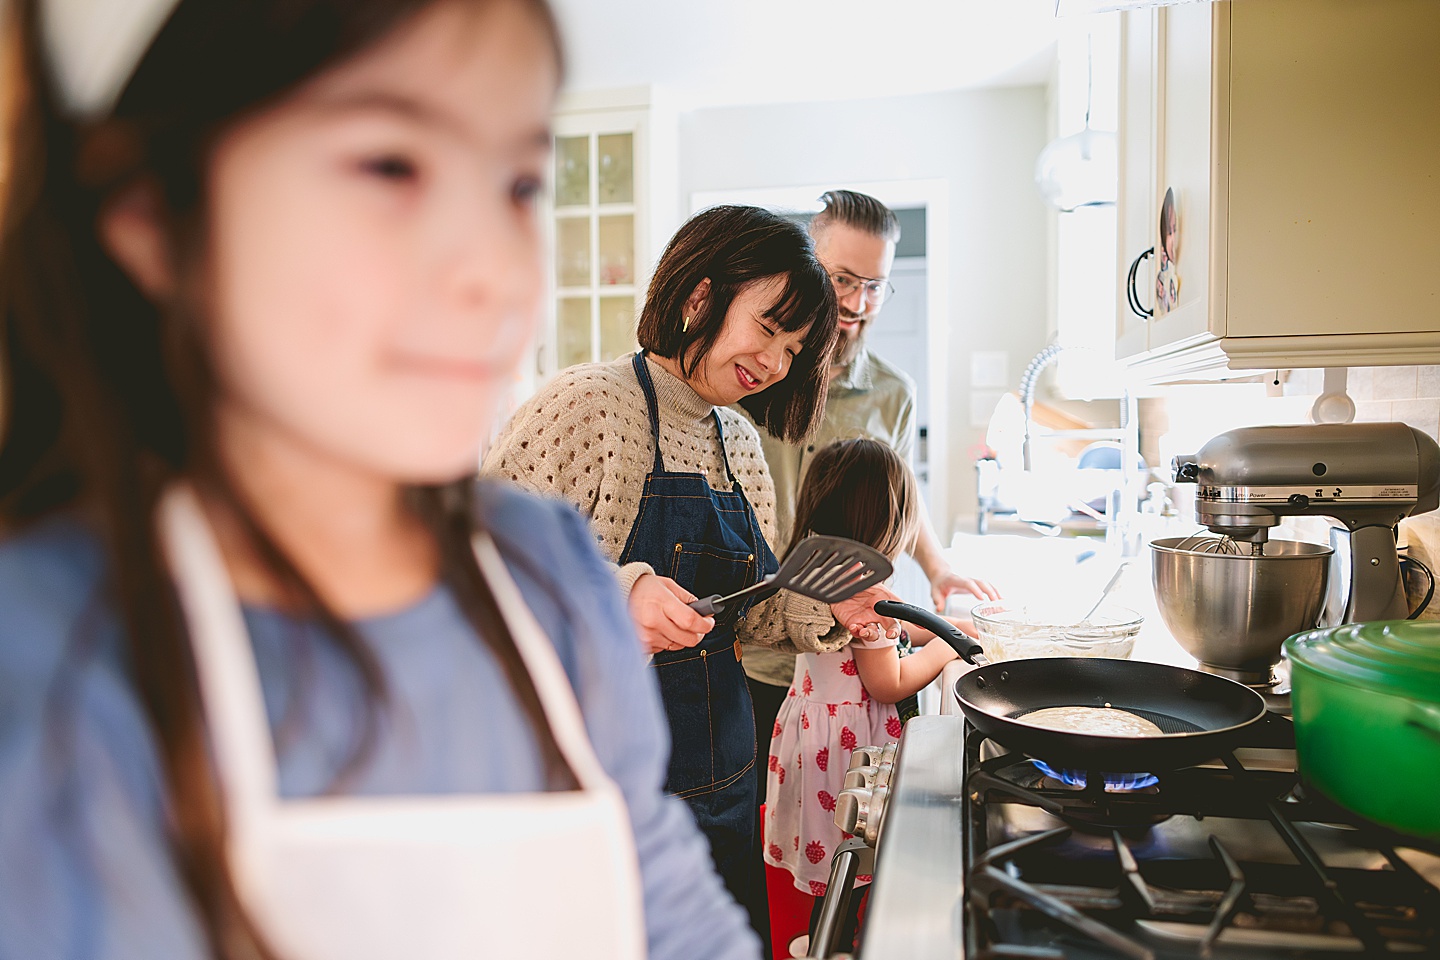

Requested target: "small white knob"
[
  {"left": 843, "top": 765, "right": 878, "bottom": 790},
  {"left": 864, "top": 786, "right": 890, "bottom": 847},
  {"left": 850, "top": 745, "right": 883, "bottom": 768},
  {"left": 835, "top": 787, "right": 871, "bottom": 837}
]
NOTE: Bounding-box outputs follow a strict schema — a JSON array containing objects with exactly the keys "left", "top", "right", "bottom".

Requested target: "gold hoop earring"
[{"left": 683, "top": 316, "right": 692, "bottom": 332}]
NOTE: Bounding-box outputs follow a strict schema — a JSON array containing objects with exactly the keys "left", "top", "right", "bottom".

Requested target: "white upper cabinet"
[
  {"left": 1115, "top": 5, "right": 1155, "bottom": 363},
  {"left": 1115, "top": 0, "right": 1440, "bottom": 380}
]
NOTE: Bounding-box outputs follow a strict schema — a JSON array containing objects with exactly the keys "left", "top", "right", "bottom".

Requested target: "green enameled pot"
[{"left": 1285, "top": 621, "right": 1440, "bottom": 840}]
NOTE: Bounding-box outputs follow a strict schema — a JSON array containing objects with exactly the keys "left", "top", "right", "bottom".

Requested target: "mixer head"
[{"left": 1171, "top": 422, "right": 1440, "bottom": 542}]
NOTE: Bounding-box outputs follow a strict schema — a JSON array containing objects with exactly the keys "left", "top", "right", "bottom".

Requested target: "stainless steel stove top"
[{"left": 855, "top": 675, "right": 1440, "bottom": 959}]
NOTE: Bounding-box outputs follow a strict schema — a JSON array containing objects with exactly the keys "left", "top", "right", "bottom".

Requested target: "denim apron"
[{"left": 618, "top": 352, "right": 778, "bottom": 931}]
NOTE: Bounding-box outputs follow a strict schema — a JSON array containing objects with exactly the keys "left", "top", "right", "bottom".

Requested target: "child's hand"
[{"left": 831, "top": 584, "right": 902, "bottom": 643}]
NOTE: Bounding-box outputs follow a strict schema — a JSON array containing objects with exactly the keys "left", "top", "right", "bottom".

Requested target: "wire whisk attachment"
[{"left": 1173, "top": 533, "right": 1247, "bottom": 555}]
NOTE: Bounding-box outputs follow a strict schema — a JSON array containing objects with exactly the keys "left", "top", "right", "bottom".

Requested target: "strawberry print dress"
[{"left": 763, "top": 635, "right": 903, "bottom": 895}]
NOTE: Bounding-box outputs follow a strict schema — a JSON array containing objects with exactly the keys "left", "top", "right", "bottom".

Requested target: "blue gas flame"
[{"left": 1031, "top": 759, "right": 1159, "bottom": 791}]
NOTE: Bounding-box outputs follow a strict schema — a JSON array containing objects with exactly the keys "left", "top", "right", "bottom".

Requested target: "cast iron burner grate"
[{"left": 960, "top": 715, "right": 1440, "bottom": 959}]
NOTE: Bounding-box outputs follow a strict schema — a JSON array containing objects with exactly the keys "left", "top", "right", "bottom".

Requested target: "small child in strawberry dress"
[{"left": 763, "top": 439, "right": 974, "bottom": 933}]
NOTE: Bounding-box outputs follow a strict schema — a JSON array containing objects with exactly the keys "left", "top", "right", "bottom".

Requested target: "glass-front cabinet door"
[{"left": 549, "top": 119, "right": 643, "bottom": 374}]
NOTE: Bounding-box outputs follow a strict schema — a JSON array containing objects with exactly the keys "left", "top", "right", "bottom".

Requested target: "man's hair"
[{"left": 810, "top": 190, "right": 901, "bottom": 244}]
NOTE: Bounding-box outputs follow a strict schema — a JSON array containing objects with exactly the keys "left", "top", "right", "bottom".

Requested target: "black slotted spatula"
[{"left": 687, "top": 535, "right": 893, "bottom": 617}]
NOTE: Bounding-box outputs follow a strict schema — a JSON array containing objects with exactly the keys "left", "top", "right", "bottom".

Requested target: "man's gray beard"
[{"left": 832, "top": 322, "right": 869, "bottom": 370}]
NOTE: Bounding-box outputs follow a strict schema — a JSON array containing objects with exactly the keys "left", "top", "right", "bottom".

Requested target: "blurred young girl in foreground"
[{"left": 0, "top": 1, "right": 757, "bottom": 957}]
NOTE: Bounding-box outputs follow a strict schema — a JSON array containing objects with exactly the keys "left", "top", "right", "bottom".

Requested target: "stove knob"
[
  {"left": 843, "top": 765, "right": 878, "bottom": 790},
  {"left": 863, "top": 785, "right": 890, "bottom": 847},
  {"left": 835, "top": 786, "right": 872, "bottom": 838},
  {"left": 850, "top": 745, "right": 883, "bottom": 769}
]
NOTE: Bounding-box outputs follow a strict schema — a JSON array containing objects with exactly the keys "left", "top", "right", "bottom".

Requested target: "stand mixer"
[{"left": 1153, "top": 422, "right": 1440, "bottom": 688}]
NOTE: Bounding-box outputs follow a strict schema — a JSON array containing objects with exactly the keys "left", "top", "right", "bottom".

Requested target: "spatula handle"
[
  {"left": 690, "top": 595, "right": 725, "bottom": 617},
  {"left": 688, "top": 573, "right": 782, "bottom": 617}
]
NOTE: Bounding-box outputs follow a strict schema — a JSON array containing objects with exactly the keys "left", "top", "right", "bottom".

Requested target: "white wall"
[{"left": 675, "top": 86, "right": 1053, "bottom": 538}]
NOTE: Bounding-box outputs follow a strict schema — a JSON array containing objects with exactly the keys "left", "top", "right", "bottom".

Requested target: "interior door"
[{"left": 867, "top": 257, "right": 930, "bottom": 495}]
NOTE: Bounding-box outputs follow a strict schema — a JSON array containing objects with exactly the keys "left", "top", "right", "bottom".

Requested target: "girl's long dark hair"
[
  {"left": 0, "top": 2, "right": 565, "bottom": 957},
  {"left": 785, "top": 438, "right": 920, "bottom": 563}
]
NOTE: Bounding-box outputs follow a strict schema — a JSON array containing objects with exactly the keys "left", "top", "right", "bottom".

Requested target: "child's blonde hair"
[{"left": 785, "top": 438, "right": 920, "bottom": 562}]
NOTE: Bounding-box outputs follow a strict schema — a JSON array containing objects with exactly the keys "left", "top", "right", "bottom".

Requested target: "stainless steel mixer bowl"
[{"left": 1151, "top": 537, "right": 1333, "bottom": 684}]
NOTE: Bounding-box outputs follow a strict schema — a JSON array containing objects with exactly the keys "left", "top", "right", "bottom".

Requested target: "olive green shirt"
[{"left": 741, "top": 347, "right": 918, "bottom": 686}]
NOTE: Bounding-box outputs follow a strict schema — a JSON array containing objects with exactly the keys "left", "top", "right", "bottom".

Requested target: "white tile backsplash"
[
  {"left": 1392, "top": 399, "right": 1440, "bottom": 441},
  {"left": 1419, "top": 365, "right": 1440, "bottom": 399},
  {"left": 1354, "top": 399, "right": 1394, "bottom": 422},
  {"left": 1347, "top": 366, "right": 1375, "bottom": 402},
  {"left": 1371, "top": 365, "right": 1420, "bottom": 401},
  {"left": 1282, "top": 368, "right": 1323, "bottom": 397}
]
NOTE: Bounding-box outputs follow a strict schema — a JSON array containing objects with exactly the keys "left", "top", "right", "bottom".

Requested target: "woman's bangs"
[{"left": 761, "top": 265, "right": 832, "bottom": 348}]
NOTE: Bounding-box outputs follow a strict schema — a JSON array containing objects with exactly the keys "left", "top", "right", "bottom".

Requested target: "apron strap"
[
  {"left": 709, "top": 410, "right": 738, "bottom": 485},
  {"left": 630, "top": 352, "right": 666, "bottom": 474},
  {"left": 158, "top": 486, "right": 283, "bottom": 829},
  {"left": 633, "top": 351, "right": 736, "bottom": 484},
  {"left": 471, "top": 534, "right": 615, "bottom": 791}
]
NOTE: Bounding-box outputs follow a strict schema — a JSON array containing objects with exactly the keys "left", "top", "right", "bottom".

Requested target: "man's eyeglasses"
[{"left": 830, "top": 271, "right": 894, "bottom": 307}]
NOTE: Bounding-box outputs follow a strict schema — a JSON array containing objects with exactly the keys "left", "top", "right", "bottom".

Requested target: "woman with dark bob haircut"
[
  {"left": 486, "top": 204, "right": 902, "bottom": 940},
  {"left": 0, "top": 1, "right": 769, "bottom": 958}
]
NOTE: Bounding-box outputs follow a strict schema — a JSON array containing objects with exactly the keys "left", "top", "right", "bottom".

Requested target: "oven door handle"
[{"left": 807, "top": 837, "right": 875, "bottom": 959}]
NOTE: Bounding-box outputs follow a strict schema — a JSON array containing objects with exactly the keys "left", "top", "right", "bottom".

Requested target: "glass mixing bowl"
[{"left": 969, "top": 601, "right": 1144, "bottom": 662}]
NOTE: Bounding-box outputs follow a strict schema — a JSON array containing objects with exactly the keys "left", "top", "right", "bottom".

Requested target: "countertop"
[{"left": 942, "top": 529, "right": 1197, "bottom": 673}]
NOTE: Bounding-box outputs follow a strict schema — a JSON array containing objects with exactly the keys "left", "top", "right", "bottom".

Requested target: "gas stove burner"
[
  {"left": 1030, "top": 759, "right": 1159, "bottom": 792},
  {"left": 1052, "top": 801, "right": 1172, "bottom": 835}
]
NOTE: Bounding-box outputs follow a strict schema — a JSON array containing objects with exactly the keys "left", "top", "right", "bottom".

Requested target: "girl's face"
[
  {"left": 203, "top": 0, "right": 556, "bottom": 482},
  {"left": 686, "top": 277, "right": 810, "bottom": 407}
]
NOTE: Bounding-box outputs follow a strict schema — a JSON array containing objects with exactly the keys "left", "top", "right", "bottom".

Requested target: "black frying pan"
[{"left": 874, "top": 601, "right": 1266, "bottom": 771}]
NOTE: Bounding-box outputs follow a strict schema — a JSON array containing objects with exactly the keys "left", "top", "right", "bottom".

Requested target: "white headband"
[{"left": 40, "top": 0, "right": 183, "bottom": 119}]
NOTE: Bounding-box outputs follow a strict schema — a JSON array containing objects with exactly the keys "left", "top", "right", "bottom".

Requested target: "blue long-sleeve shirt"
[{"left": 0, "top": 482, "right": 759, "bottom": 960}]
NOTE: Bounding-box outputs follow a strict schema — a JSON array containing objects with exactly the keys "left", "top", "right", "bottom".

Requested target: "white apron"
[{"left": 158, "top": 486, "right": 646, "bottom": 959}]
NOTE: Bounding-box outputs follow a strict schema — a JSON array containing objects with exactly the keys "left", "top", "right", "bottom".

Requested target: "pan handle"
[{"left": 873, "top": 600, "right": 985, "bottom": 665}]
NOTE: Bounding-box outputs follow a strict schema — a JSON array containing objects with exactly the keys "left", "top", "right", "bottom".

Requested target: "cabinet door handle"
[{"left": 1126, "top": 247, "right": 1155, "bottom": 320}]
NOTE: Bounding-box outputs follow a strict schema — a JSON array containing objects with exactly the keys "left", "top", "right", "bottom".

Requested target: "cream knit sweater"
[{"left": 483, "top": 354, "right": 848, "bottom": 654}]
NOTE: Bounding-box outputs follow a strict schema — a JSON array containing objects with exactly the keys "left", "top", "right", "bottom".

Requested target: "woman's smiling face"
[{"left": 685, "top": 277, "right": 810, "bottom": 407}]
